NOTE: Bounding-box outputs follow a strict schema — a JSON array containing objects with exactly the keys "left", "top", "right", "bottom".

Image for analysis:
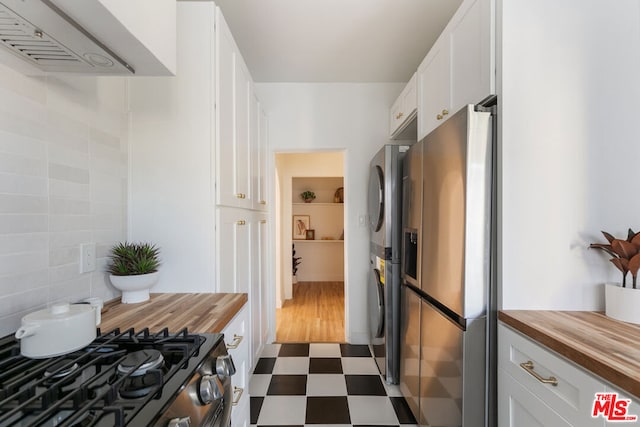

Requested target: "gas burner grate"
[{"left": 0, "top": 328, "right": 207, "bottom": 427}]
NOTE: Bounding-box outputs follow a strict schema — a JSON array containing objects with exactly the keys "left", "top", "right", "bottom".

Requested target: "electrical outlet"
[
  {"left": 80, "top": 243, "right": 96, "bottom": 273},
  {"left": 358, "top": 214, "right": 369, "bottom": 228}
]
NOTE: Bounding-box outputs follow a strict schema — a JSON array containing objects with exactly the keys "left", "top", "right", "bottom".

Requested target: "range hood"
[
  {"left": 0, "top": 0, "right": 177, "bottom": 76},
  {"left": 0, "top": 0, "right": 134, "bottom": 74}
]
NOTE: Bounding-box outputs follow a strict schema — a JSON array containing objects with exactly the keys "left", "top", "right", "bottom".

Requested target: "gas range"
[{"left": 0, "top": 327, "right": 235, "bottom": 427}]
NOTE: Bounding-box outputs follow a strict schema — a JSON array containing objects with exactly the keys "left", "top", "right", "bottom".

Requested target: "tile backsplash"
[{"left": 0, "top": 63, "right": 128, "bottom": 336}]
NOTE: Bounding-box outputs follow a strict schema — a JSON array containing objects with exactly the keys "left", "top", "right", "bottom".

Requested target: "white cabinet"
[
  {"left": 389, "top": 73, "right": 417, "bottom": 140},
  {"left": 223, "top": 305, "right": 250, "bottom": 427},
  {"left": 498, "top": 323, "right": 604, "bottom": 427},
  {"left": 216, "top": 9, "right": 251, "bottom": 209},
  {"left": 417, "top": 0, "right": 494, "bottom": 140},
  {"left": 251, "top": 212, "right": 268, "bottom": 365},
  {"left": 217, "top": 207, "right": 251, "bottom": 294},
  {"left": 251, "top": 93, "right": 268, "bottom": 210}
]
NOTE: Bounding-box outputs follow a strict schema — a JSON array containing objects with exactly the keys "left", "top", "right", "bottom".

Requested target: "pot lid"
[{"left": 22, "top": 303, "right": 93, "bottom": 322}]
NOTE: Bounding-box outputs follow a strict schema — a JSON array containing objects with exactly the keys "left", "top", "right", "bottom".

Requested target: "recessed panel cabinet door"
[
  {"left": 417, "top": 36, "right": 450, "bottom": 140},
  {"left": 257, "top": 107, "right": 268, "bottom": 210},
  {"left": 235, "top": 57, "right": 252, "bottom": 209},
  {"left": 216, "top": 207, "right": 251, "bottom": 293},
  {"left": 250, "top": 213, "right": 268, "bottom": 363}
]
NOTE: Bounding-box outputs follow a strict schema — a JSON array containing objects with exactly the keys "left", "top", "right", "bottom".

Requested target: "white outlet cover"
[{"left": 80, "top": 243, "right": 96, "bottom": 273}]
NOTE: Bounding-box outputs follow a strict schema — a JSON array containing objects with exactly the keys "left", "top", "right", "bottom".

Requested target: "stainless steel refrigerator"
[{"left": 400, "top": 101, "right": 496, "bottom": 427}]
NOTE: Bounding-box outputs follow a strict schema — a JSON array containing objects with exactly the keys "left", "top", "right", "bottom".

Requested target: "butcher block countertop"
[
  {"left": 99, "top": 293, "right": 248, "bottom": 334},
  {"left": 500, "top": 310, "right": 640, "bottom": 398}
]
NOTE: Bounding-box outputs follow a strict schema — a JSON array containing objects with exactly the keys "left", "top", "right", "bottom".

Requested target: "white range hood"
[{"left": 0, "top": 0, "right": 176, "bottom": 76}]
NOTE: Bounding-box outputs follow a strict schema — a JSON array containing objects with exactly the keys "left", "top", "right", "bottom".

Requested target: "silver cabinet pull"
[
  {"left": 232, "top": 386, "right": 244, "bottom": 406},
  {"left": 520, "top": 361, "right": 558, "bottom": 386},
  {"left": 226, "top": 334, "right": 243, "bottom": 349}
]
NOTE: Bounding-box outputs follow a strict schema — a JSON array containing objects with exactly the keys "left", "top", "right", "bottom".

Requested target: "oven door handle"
[
  {"left": 226, "top": 334, "right": 243, "bottom": 349},
  {"left": 232, "top": 386, "right": 244, "bottom": 406}
]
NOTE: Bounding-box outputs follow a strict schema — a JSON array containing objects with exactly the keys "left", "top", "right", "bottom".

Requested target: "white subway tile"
[
  {"left": 0, "top": 173, "right": 47, "bottom": 196},
  {"left": 0, "top": 304, "right": 47, "bottom": 337},
  {"left": 91, "top": 173, "right": 123, "bottom": 204},
  {"left": 49, "top": 179, "right": 90, "bottom": 200},
  {"left": 0, "top": 109, "right": 48, "bottom": 141},
  {"left": 49, "top": 163, "right": 90, "bottom": 185},
  {"left": 92, "top": 213, "right": 120, "bottom": 230},
  {"left": 49, "top": 276, "right": 91, "bottom": 304},
  {"left": 49, "top": 230, "right": 92, "bottom": 249},
  {"left": 0, "top": 63, "right": 46, "bottom": 104},
  {"left": 48, "top": 145, "right": 89, "bottom": 170},
  {"left": 49, "top": 246, "right": 79, "bottom": 267},
  {"left": 0, "top": 251, "right": 48, "bottom": 276},
  {"left": 50, "top": 263, "right": 80, "bottom": 283},
  {"left": 49, "top": 215, "right": 92, "bottom": 232},
  {"left": 49, "top": 198, "right": 90, "bottom": 215},
  {"left": 0, "top": 130, "right": 46, "bottom": 158},
  {"left": 0, "top": 214, "right": 47, "bottom": 234},
  {"left": 0, "top": 152, "right": 47, "bottom": 176},
  {"left": 0, "top": 194, "right": 47, "bottom": 214},
  {"left": 0, "top": 233, "right": 48, "bottom": 255},
  {"left": 90, "top": 128, "right": 120, "bottom": 148},
  {"left": 0, "top": 269, "right": 48, "bottom": 295}
]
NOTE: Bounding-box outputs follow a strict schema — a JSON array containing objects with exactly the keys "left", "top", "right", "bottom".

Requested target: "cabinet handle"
[
  {"left": 396, "top": 112, "right": 404, "bottom": 120},
  {"left": 236, "top": 220, "right": 246, "bottom": 226},
  {"left": 260, "top": 220, "right": 267, "bottom": 224},
  {"left": 232, "top": 386, "right": 244, "bottom": 406},
  {"left": 259, "top": 200, "right": 266, "bottom": 205},
  {"left": 226, "top": 334, "right": 243, "bottom": 349},
  {"left": 520, "top": 361, "right": 558, "bottom": 386},
  {"left": 441, "top": 109, "right": 449, "bottom": 116},
  {"left": 437, "top": 114, "right": 443, "bottom": 120},
  {"left": 235, "top": 193, "right": 245, "bottom": 199}
]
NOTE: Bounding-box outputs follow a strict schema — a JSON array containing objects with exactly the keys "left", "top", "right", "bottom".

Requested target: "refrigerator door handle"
[{"left": 373, "top": 269, "right": 384, "bottom": 338}]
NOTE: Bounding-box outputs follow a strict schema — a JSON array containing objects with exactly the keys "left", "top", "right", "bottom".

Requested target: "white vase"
[
  {"left": 605, "top": 283, "right": 640, "bottom": 325},
  {"left": 292, "top": 275, "right": 298, "bottom": 284},
  {"left": 109, "top": 272, "right": 160, "bottom": 304}
]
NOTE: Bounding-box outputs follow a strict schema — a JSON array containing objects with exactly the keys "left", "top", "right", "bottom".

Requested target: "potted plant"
[
  {"left": 300, "top": 190, "right": 316, "bottom": 203},
  {"left": 590, "top": 229, "right": 640, "bottom": 324},
  {"left": 108, "top": 242, "right": 161, "bottom": 304},
  {"left": 292, "top": 243, "right": 302, "bottom": 284}
]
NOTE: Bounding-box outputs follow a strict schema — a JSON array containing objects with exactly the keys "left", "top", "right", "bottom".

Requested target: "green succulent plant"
[
  {"left": 300, "top": 191, "right": 316, "bottom": 201},
  {"left": 108, "top": 242, "right": 161, "bottom": 276},
  {"left": 590, "top": 229, "right": 640, "bottom": 288}
]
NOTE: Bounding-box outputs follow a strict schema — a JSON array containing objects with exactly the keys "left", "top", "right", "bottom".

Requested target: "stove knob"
[
  {"left": 167, "top": 417, "right": 191, "bottom": 427},
  {"left": 198, "top": 375, "right": 224, "bottom": 404},
  {"left": 216, "top": 354, "right": 236, "bottom": 377}
]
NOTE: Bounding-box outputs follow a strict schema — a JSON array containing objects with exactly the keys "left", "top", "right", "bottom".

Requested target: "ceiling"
[{"left": 214, "top": 0, "right": 463, "bottom": 83}]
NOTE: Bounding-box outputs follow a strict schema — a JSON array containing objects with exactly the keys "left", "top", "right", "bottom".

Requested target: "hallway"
[{"left": 276, "top": 282, "right": 345, "bottom": 342}]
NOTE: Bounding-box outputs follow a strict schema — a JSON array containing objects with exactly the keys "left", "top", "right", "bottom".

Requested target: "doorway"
[{"left": 274, "top": 152, "right": 345, "bottom": 342}]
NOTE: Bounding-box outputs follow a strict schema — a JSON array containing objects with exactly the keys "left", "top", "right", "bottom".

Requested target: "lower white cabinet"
[
  {"left": 223, "top": 305, "right": 250, "bottom": 427},
  {"left": 498, "top": 323, "right": 604, "bottom": 427}
]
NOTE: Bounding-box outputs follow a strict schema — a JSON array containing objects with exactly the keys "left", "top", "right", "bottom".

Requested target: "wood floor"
[{"left": 275, "top": 281, "right": 345, "bottom": 343}]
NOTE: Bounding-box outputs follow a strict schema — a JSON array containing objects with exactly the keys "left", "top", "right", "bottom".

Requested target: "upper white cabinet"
[
  {"left": 215, "top": 9, "right": 267, "bottom": 210},
  {"left": 417, "top": 0, "right": 494, "bottom": 140},
  {"left": 389, "top": 73, "right": 417, "bottom": 140}
]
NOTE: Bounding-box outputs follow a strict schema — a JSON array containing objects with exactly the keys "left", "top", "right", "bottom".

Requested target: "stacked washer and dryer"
[{"left": 367, "top": 144, "right": 409, "bottom": 384}]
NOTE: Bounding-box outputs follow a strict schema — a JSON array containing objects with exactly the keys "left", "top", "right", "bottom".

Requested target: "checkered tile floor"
[{"left": 249, "top": 343, "right": 417, "bottom": 426}]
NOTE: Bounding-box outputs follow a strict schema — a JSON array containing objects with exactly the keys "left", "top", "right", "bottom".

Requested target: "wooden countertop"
[
  {"left": 500, "top": 310, "right": 640, "bottom": 398},
  {"left": 100, "top": 293, "right": 248, "bottom": 334}
]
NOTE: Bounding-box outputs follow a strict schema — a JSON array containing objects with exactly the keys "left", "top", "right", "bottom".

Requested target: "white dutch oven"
[{"left": 14, "top": 302, "right": 100, "bottom": 358}]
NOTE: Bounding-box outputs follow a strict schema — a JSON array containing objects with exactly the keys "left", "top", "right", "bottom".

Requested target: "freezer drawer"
[{"left": 420, "top": 299, "right": 486, "bottom": 427}]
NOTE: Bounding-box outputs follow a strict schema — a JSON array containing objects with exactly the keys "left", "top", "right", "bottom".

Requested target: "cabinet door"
[
  {"left": 250, "top": 213, "right": 268, "bottom": 364},
  {"left": 257, "top": 107, "right": 268, "bottom": 209},
  {"left": 235, "top": 57, "right": 252, "bottom": 209},
  {"left": 217, "top": 207, "right": 251, "bottom": 293},
  {"left": 250, "top": 91, "right": 265, "bottom": 211},
  {"left": 498, "top": 369, "right": 573, "bottom": 427},
  {"left": 449, "top": 0, "right": 494, "bottom": 112},
  {"left": 417, "top": 36, "right": 451, "bottom": 140},
  {"left": 215, "top": 9, "right": 237, "bottom": 207},
  {"left": 223, "top": 306, "right": 250, "bottom": 427}
]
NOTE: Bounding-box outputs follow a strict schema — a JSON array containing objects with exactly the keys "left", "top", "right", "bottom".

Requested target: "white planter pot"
[
  {"left": 109, "top": 272, "right": 159, "bottom": 304},
  {"left": 292, "top": 275, "right": 298, "bottom": 284},
  {"left": 605, "top": 283, "right": 640, "bottom": 325}
]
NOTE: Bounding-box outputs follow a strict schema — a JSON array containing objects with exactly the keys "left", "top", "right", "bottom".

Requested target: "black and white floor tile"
[{"left": 249, "top": 343, "right": 417, "bottom": 427}]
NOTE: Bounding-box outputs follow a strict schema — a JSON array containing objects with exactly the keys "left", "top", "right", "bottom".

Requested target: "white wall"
[
  {"left": 257, "top": 83, "right": 405, "bottom": 344},
  {"left": 0, "top": 63, "right": 128, "bottom": 336},
  {"left": 128, "top": 3, "right": 215, "bottom": 293},
  {"left": 498, "top": 0, "right": 640, "bottom": 309}
]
